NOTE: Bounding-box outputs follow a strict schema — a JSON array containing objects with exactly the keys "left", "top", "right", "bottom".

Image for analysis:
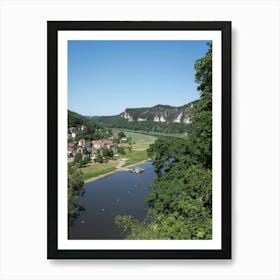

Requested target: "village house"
[
  {"left": 103, "top": 140, "right": 114, "bottom": 149},
  {"left": 68, "top": 127, "right": 76, "bottom": 133},
  {"left": 91, "top": 140, "right": 102, "bottom": 149},
  {"left": 67, "top": 141, "right": 77, "bottom": 156},
  {"left": 67, "top": 147, "right": 74, "bottom": 156},
  {"left": 75, "top": 138, "right": 85, "bottom": 154},
  {"left": 68, "top": 141, "right": 77, "bottom": 148},
  {"left": 68, "top": 124, "right": 87, "bottom": 138},
  {"left": 68, "top": 127, "right": 77, "bottom": 138},
  {"left": 91, "top": 139, "right": 117, "bottom": 150},
  {"left": 78, "top": 138, "right": 86, "bottom": 147}
]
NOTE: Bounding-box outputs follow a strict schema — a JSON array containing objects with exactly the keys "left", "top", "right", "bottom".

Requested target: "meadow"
[{"left": 81, "top": 130, "right": 157, "bottom": 181}]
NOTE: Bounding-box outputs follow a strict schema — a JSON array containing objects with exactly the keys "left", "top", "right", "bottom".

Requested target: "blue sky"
[{"left": 68, "top": 40, "right": 210, "bottom": 116}]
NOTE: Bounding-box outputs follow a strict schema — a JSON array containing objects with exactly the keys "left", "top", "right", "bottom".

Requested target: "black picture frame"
[{"left": 47, "top": 21, "right": 231, "bottom": 259}]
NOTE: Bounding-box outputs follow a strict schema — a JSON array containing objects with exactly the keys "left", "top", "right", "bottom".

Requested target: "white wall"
[{"left": 0, "top": 0, "right": 279, "bottom": 279}]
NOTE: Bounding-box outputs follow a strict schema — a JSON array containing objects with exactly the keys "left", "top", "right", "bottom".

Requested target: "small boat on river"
[{"left": 129, "top": 167, "right": 144, "bottom": 174}]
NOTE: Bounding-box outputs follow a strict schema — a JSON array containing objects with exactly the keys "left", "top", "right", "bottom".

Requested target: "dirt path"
[{"left": 115, "top": 158, "right": 128, "bottom": 169}]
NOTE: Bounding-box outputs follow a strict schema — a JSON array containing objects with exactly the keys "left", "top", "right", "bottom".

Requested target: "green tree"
[
  {"left": 94, "top": 149, "right": 103, "bottom": 163},
  {"left": 115, "top": 43, "right": 213, "bottom": 240},
  {"left": 115, "top": 215, "right": 139, "bottom": 236},
  {"left": 127, "top": 137, "right": 133, "bottom": 145},
  {"left": 74, "top": 152, "right": 83, "bottom": 167},
  {"left": 194, "top": 42, "right": 212, "bottom": 93},
  {"left": 118, "top": 131, "right": 126, "bottom": 139},
  {"left": 82, "top": 156, "right": 91, "bottom": 166},
  {"left": 68, "top": 163, "right": 85, "bottom": 225},
  {"left": 190, "top": 42, "right": 212, "bottom": 169},
  {"left": 117, "top": 146, "right": 126, "bottom": 155},
  {"left": 102, "top": 148, "right": 114, "bottom": 159}
]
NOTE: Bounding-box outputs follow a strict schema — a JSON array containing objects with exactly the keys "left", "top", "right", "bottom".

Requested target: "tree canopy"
[
  {"left": 68, "top": 110, "right": 113, "bottom": 140},
  {"left": 115, "top": 43, "right": 213, "bottom": 240},
  {"left": 68, "top": 163, "right": 85, "bottom": 225}
]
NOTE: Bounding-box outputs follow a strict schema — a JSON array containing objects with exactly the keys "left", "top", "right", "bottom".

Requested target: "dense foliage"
[
  {"left": 68, "top": 163, "right": 85, "bottom": 225},
  {"left": 73, "top": 152, "right": 91, "bottom": 168},
  {"left": 91, "top": 103, "right": 194, "bottom": 134},
  {"left": 190, "top": 42, "right": 212, "bottom": 169},
  {"left": 68, "top": 110, "right": 112, "bottom": 140},
  {"left": 92, "top": 115, "right": 191, "bottom": 134},
  {"left": 115, "top": 43, "right": 213, "bottom": 240},
  {"left": 68, "top": 110, "right": 101, "bottom": 129}
]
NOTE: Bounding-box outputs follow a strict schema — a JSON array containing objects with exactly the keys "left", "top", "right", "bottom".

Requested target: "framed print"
[{"left": 47, "top": 21, "right": 231, "bottom": 259}]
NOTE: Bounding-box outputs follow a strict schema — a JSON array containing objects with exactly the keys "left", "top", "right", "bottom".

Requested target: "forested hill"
[
  {"left": 90, "top": 102, "right": 196, "bottom": 134},
  {"left": 68, "top": 110, "right": 112, "bottom": 140},
  {"left": 68, "top": 110, "right": 102, "bottom": 130}
]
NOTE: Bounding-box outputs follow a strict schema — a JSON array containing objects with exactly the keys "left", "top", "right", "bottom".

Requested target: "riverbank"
[
  {"left": 82, "top": 148, "right": 150, "bottom": 181},
  {"left": 69, "top": 159, "right": 155, "bottom": 240},
  {"left": 82, "top": 130, "right": 157, "bottom": 183},
  {"left": 84, "top": 159, "right": 150, "bottom": 184}
]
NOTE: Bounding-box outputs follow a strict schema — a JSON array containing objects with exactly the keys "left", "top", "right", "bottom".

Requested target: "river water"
[{"left": 68, "top": 161, "right": 156, "bottom": 239}]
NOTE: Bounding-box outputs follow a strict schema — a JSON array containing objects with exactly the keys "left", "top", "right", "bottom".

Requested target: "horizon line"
[{"left": 68, "top": 98, "right": 197, "bottom": 117}]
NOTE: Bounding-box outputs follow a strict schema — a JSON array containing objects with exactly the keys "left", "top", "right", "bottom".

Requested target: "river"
[{"left": 68, "top": 161, "right": 156, "bottom": 239}]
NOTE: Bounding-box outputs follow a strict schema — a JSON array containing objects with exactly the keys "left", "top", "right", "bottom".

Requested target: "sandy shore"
[{"left": 84, "top": 159, "right": 150, "bottom": 184}]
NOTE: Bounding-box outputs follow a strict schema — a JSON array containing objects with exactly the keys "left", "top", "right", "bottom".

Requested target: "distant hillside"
[
  {"left": 68, "top": 110, "right": 113, "bottom": 140},
  {"left": 122, "top": 103, "right": 194, "bottom": 123},
  {"left": 90, "top": 101, "right": 196, "bottom": 134},
  {"left": 68, "top": 110, "right": 102, "bottom": 130}
]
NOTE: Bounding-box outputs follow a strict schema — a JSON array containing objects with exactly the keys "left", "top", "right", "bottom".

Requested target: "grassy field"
[
  {"left": 113, "top": 129, "right": 156, "bottom": 166},
  {"left": 123, "top": 150, "right": 149, "bottom": 166},
  {"left": 81, "top": 130, "right": 157, "bottom": 181},
  {"left": 114, "top": 129, "right": 157, "bottom": 150},
  {"left": 113, "top": 128, "right": 188, "bottom": 140},
  {"left": 81, "top": 162, "right": 117, "bottom": 181}
]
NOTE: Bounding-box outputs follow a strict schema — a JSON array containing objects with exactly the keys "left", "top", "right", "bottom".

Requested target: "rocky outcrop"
[
  {"left": 173, "top": 112, "right": 183, "bottom": 123},
  {"left": 183, "top": 117, "right": 191, "bottom": 124},
  {"left": 121, "top": 111, "right": 133, "bottom": 122},
  {"left": 137, "top": 117, "right": 146, "bottom": 122},
  {"left": 121, "top": 101, "right": 194, "bottom": 124}
]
